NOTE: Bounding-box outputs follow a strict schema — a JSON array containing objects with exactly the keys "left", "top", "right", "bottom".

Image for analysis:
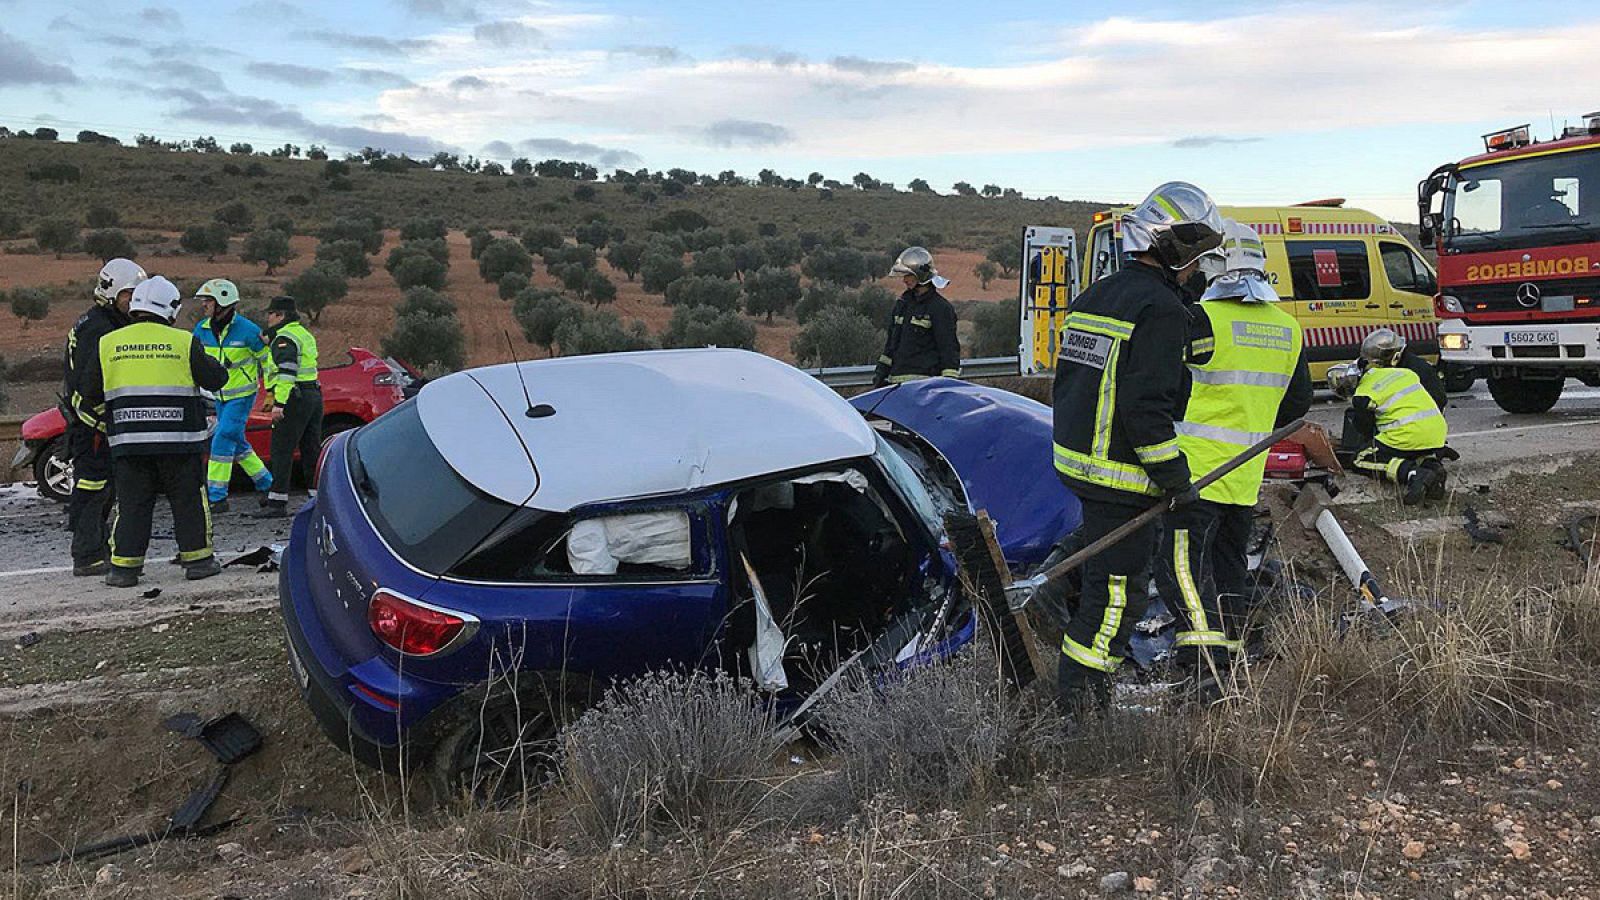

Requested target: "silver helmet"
[
  {"left": 1360, "top": 328, "right": 1406, "bottom": 368},
  {"left": 889, "top": 246, "right": 937, "bottom": 285},
  {"left": 1327, "top": 361, "right": 1362, "bottom": 399},
  {"left": 1120, "top": 182, "right": 1226, "bottom": 270}
]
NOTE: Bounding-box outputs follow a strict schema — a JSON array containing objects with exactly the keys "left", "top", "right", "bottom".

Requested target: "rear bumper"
[{"left": 1439, "top": 320, "right": 1600, "bottom": 369}]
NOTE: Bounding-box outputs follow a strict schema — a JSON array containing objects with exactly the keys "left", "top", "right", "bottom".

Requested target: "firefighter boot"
[
  {"left": 1402, "top": 465, "right": 1431, "bottom": 507},
  {"left": 104, "top": 566, "right": 140, "bottom": 588},
  {"left": 184, "top": 556, "right": 222, "bottom": 581},
  {"left": 1422, "top": 459, "right": 1448, "bottom": 502}
]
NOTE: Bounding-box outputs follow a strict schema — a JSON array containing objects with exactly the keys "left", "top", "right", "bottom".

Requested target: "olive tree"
[
  {"left": 180, "top": 223, "right": 230, "bottom": 261},
  {"left": 241, "top": 228, "right": 291, "bottom": 274},
  {"left": 743, "top": 266, "right": 802, "bottom": 322},
  {"left": 639, "top": 252, "right": 686, "bottom": 295},
  {"left": 662, "top": 305, "right": 756, "bottom": 350},
  {"left": 283, "top": 263, "right": 347, "bottom": 323},
  {"left": 512, "top": 288, "right": 583, "bottom": 353},
  {"left": 664, "top": 275, "right": 741, "bottom": 312},
  {"left": 33, "top": 218, "right": 79, "bottom": 259},
  {"left": 9, "top": 287, "right": 50, "bottom": 330},
  {"left": 383, "top": 311, "right": 465, "bottom": 372},
  {"left": 83, "top": 229, "right": 136, "bottom": 262},
  {"left": 316, "top": 239, "right": 372, "bottom": 278},
  {"left": 477, "top": 238, "right": 532, "bottom": 283},
  {"left": 791, "top": 307, "right": 882, "bottom": 367}
]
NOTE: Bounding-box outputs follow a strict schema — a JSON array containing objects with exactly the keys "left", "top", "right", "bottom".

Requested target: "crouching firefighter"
[
  {"left": 193, "top": 278, "right": 272, "bottom": 512},
  {"left": 82, "top": 276, "right": 229, "bottom": 587},
  {"left": 1331, "top": 329, "right": 1453, "bottom": 505},
  {"left": 1157, "top": 221, "right": 1311, "bottom": 690},
  {"left": 1050, "top": 182, "right": 1225, "bottom": 715},
  {"left": 256, "top": 295, "right": 321, "bottom": 518},
  {"left": 872, "top": 247, "right": 960, "bottom": 388},
  {"left": 62, "top": 258, "right": 145, "bottom": 576}
]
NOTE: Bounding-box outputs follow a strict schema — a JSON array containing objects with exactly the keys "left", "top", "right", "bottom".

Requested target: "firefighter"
[
  {"left": 1155, "top": 221, "right": 1312, "bottom": 690},
  {"left": 872, "top": 247, "right": 960, "bottom": 387},
  {"left": 256, "top": 295, "right": 321, "bottom": 518},
  {"left": 192, "top": 279, "right": 272, "bottom": 512},
  {"left": 1051, "top": 182, "right": 1225, "bottom": 715},
  {"left": 62, "top": 258, "right": 146, "bottom": 576},
  {"left": 1332, "top": 330, "right": 1452, "bottom": 505},
  {"left": 80, "top": 276, "right": 228, "bottom": 588}
]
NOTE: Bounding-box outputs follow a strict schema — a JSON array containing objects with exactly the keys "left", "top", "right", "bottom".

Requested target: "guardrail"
[
  {"left": 0, "top": 415, "right": 24, "bottom": 443},
  {"left": 805, "top": 356, "right": 1025, "bottom": 388}
]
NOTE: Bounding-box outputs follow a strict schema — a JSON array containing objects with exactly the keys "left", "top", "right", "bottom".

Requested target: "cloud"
[
  {"left": 702, "top": 118, "right": 793, "bottom": 148},
  {"left": 167, "top": 90, "right": 451, "bottom": 157},
  {"left": 294, "top": 29, "right": 431, "bottom": 54},
  {"left": 449, "top": 75, "right": 493, "bottom": 90},
  {"left": 149, "top": 59, "right": 228, "bottom": 93},
  {"left": 610, "top": 45, "right": 686, "bottom": 64},
  {"left": 480, "top": 139, "right": 516, "bottom": 157},
  {"left": 0, "top": 30, "right": 79, "bottom": 86},
  {"left": 829, "top": 56, "right": 914, "bottom": 77},
  {"left": 247, "top": 61, "right": 332, "bottom": 87},
  {"left": 139, "top": 5, "right": 182, "bottom": 28},
  {"left": 1172, "top": 135, "right": 1264, "bottom": 149},
  {"left": 236, "top": 0, "right": 302, "bottom": 20},
  {"left": 517, "top": 137, "right": 640, "bottom": 167},
  {"left": 345, "top": 68, "right": 414, "bottom": 89},
  {"left": 401, "top": 0, "right": 480, "bottom": 20},
  {"left": 473, "top": 20, "right": 541, "bottom": 47}
]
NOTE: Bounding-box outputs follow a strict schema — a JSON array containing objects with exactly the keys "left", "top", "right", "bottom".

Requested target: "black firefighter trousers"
[
  {"left": 1058, "top": 496, "right": 1158, "bottom": 713},
  {"left": 109, "top": 454, "right": 214, "bottom": 571},
  {"left": 1153, "top": 500, "right": 1253, "bottom": 673},
  {"left": 66, "top": 421, "right": 115, "bottom": 566},
  {"left": 268, "top": 384, "right": 323, "bottom": 502}
]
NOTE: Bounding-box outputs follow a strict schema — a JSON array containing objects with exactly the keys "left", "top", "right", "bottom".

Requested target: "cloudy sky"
[{"left": 2, "top": 0, "right": 1597, "bottom": 218}]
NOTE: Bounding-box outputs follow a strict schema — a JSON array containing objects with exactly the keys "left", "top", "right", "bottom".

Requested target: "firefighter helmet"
[
  {"left": 93, "top": 258, "right": 148, "bottom": 307},
  {"left": 1360, "top": 328, "right": 1406, "bottom": 368},
  {"left": 1327, "top": 361, "right": 1362, "bottom": 399},
  {"left": 1120, "top": 182, "right": 1226, "bottom": 270},
  {"left": 194, "top": 278, "right": 241, "bottom": 308},
  {"left": 1199, "top": 220, "right": 1277, "bottom": 303},
  {"left": 129, "top": 276, "right": 182, "bottom": 322},
  {"left": 889, "top": 246, "right": 937, "bottom": 285}
]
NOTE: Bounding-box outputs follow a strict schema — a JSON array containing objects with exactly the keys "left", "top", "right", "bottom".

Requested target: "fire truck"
[{"left": 1419, "top": 111, "right": 1600, "bottom": 413}]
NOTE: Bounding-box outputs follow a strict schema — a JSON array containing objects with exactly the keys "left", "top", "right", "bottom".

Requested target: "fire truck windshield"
[{"left": 1445, "top": 149, "right": 1600, "bottom": 252}]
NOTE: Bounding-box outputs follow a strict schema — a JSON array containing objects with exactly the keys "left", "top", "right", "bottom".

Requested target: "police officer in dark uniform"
[
  {"left": 872, "top": 247, "right": 961, "bottom": 387},
  {"left": 80, "top": 276, "right": 228, "bottom": 588},
  {"left": 62, "top": 258, "right": 145, "bottom": 576},
  {"left": 1050, "top": 182, "right": 1226, "bottom": 715},
  {"left": 256, "top": 295, "right": 322, "bottom": 518}
]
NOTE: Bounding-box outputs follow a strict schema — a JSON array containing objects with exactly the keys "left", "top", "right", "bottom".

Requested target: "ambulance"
[{"left": 1019, "top": 201, "right": 1443, "bottom": 383}]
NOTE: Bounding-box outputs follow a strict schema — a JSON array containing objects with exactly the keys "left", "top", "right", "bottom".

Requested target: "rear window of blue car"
[{"left": 348, "top": 400, "right": 528, "bottom": 574}]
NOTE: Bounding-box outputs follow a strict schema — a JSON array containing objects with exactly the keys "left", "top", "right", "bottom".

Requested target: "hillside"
[{"left": 0, "top": 140, "right": 1106, "bottom": 251}]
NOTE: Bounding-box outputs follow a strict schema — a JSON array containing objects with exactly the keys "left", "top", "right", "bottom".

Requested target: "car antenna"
[{"left": 503, "top": 330, "right": 555, "bottom": 419}]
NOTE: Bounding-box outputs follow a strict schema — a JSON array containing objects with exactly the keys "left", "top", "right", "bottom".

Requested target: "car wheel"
[
  {"left": 33, "top": 438, "right": 73, "bottom": 503},
  {"left": 1486, "top": 375, "right": 1562, "bottom": 415},
  {"left": 427, "top": 680, "right": 587, "bottom": 805}
]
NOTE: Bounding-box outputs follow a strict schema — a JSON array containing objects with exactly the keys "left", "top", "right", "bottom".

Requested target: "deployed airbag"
[{"left": 568, "top": 510, "right": 693, "bottom": 575}]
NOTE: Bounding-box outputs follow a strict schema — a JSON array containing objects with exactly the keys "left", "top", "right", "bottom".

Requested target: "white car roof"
[{"left": 415, "top": 348, "right": 877, "bottom": 511}]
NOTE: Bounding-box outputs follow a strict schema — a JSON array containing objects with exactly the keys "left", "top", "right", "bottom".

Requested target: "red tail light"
[{"left": 368, "top": 589, "right": 477, "bottom": 656}]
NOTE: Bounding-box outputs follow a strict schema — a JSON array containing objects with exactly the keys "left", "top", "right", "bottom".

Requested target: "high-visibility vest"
[
  {"left": 1356, "top": 366, "right": 1447, "bottom": 452},
  {"left": 98, "top": 321, "right": 210, "bottom": 455},
  {"left": 195, "top": 314, "right": 269, "bottom": 402},
  {"left": 1177, "top": 300, "right": 1302, "bottom": 506},
  {"left": 267, "top": 320, "right": 319, "bottom": 404}
]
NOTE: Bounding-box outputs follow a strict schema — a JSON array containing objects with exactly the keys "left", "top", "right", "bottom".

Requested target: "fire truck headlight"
[{"left": 1440, "top": 332, "right": 1469, "bottom": 351}]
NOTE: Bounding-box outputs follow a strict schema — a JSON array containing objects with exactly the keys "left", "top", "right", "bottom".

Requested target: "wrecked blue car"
[{"left": 279, "top": 350, "right": 1078, "bottom": 793}]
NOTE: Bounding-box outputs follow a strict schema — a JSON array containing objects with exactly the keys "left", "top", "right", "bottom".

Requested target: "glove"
[{"left": 1166, "top": 483, "right": 1200, "bottom": 510}]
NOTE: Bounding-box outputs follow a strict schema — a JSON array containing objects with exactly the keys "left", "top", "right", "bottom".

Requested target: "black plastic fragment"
[
  {"left": 169, "top": 768, "right": 230, "bottom": 830},
  {"left": 197, "top": 713, "right": 263, "bottom": 764},
  {"left": 162, "top": 712, "right": 205, "bottom": 738}
]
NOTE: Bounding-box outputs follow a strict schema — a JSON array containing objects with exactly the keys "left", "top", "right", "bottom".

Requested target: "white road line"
[
  {"left": 0, "top": 565, "right": 73, "bottom": 578},
  {"left": 1451, "top": 418, "right": 1600, "bottom": 440}
]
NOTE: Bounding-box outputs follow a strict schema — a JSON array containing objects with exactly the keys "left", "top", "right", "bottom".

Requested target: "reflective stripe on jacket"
[
  {"left": 1178, "top": 300, "right": 1303, "bottom": 506},
  {"left": 194, "top": 314, "right": 269, "bottom": 402},
  {"left": 1051, "top": 264, "right": 1192, "bottom": 503},
  {"left": 98, "top": 321, "right": 210, "bottom": 454},
  {"left": 1356, "top": 366, "right": 1447, "bottom": 452},
  {"left": 267, "top": 319, "right": 319, "bottom": 404}
]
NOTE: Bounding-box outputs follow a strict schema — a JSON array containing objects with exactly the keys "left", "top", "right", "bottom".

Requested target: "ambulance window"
[
  {"left": 1379, "top": 243, "right": 1436, "bottom": 295},
  {"left": 1286, "top": 241, "right": 1371, "bottom": 302},
  {"left": 1089, "top": 225, "right": 1118, "bottom": 283}
]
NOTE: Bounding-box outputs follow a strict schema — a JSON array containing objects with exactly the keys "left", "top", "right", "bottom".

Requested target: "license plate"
[
  {"left": 1504, "top": 330, "right": 1558, "bottom": 346},
  {"left": 286, "top": 633, "right": 310, "bottom": 689}
]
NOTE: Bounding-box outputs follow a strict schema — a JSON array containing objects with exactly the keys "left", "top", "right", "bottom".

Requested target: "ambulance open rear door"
[{"left": 1018, "top": 226, "right": 1078, "bottom": 375}]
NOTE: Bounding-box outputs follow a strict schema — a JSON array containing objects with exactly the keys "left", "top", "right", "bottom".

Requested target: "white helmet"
[
  {"left": 94, "top": 258, "right": 148, "bottom": 306},
  {"left": 1199, "top": 220, "right": 1277, "bottom": 303},
  {"left": 129, "top": 275, "right": 182, "bottom": 322},
  {"left": 1120, "top": 182, "right": 1226, "bottom": 270}
]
